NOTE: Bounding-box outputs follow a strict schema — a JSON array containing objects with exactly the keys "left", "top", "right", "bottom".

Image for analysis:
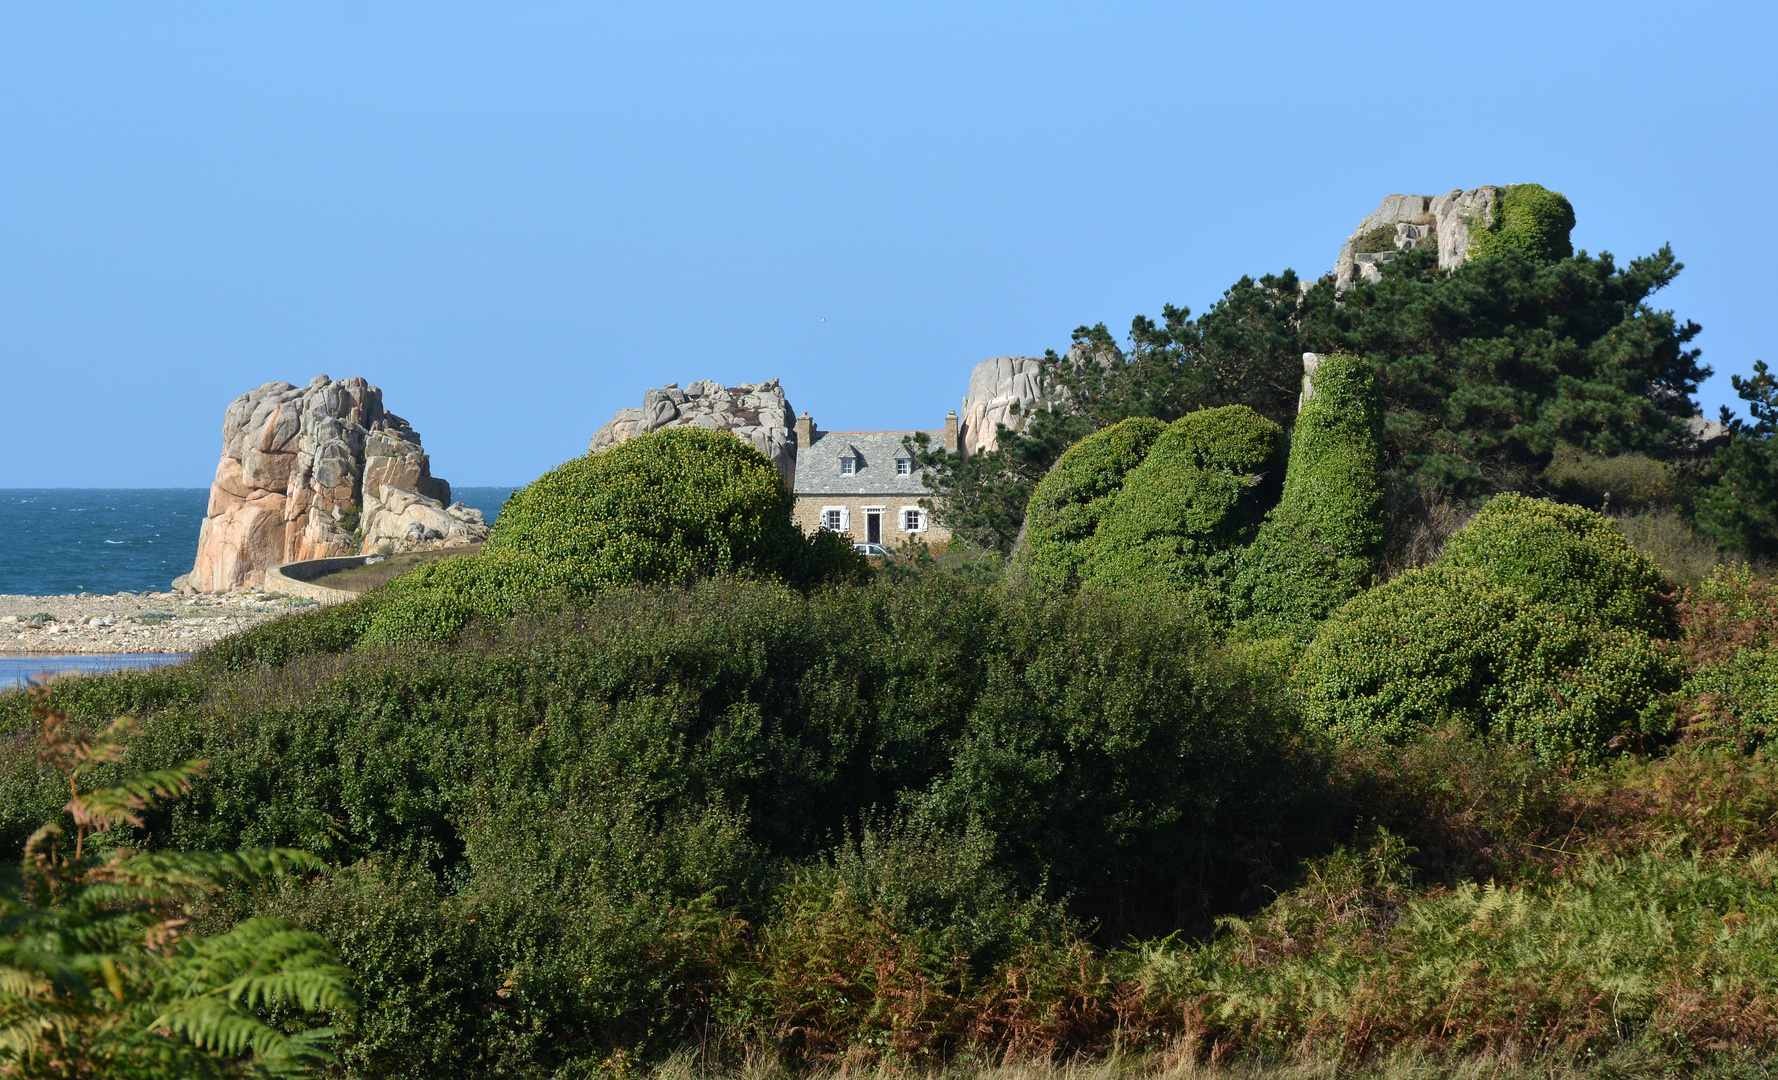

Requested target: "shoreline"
[{"left": 0, "top": 589, "right": 320, "bottom": 654}]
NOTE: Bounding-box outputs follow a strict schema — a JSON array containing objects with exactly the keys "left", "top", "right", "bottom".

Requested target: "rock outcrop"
[
  {"left": 588, "top": 379, "right": 796, "bottom": 482},
  {"left": 185, "top": 375, "right": 488, "bottom": 592},
  {"left": 958, "top": 357, "right": 1047, "bottom": 458},
  {"left": 1334, "top": 188, "right": 1498, "bottom": 290},
  {"left": 956, "top": 341, "right": 1120, "bottom": 457}
]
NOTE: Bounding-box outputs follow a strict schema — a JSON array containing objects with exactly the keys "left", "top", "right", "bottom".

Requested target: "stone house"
[{"left": 790, "top": 411, "right": 958, "bottom": 548}]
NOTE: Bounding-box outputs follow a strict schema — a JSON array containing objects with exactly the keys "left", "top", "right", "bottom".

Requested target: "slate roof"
[{"left": 793, "top": 430, "right": 941, "bottom": 497}]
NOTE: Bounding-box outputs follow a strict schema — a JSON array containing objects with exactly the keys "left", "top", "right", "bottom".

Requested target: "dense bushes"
[
  {"left": 1296, "top": 495, "right": 1679, "bottom": 759},
  {"left": 15, "top": 404, "right": 1778, "bottom": 1072},
  {"left": 1540, "top": 445, "right": 1679, "bottom": 512},
  {"left": 1085, "top": 406, "right": 1282, "bottom": 614},
  {"left": 262, "top": 429, "right": 869, "bottom": 650},
  {"left": 1020, "top": 383, "right": 1381, "bottom": 640},
  {"left": 1294, "top": 564, "right": 1676, "bottom": 759},
  {"left": 1232, "top": 352, "right": 1384, "bottom": 640},
  {"left": 1016, "top": 417, "right": 1165, "bottom": 593},
  {"left": 482, "top": 428, "right": 813, "bottom": 580},
  {"left": 1440, "top": 493, "right": 1670, "bottom": 633},
  {"left": 0, "top": 574, "right": 1315, "bottom": 1076}
]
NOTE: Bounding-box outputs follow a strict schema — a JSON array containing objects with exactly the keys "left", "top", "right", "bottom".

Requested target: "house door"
[{"left": 866, "top": 511, "right": 881, "bottom": 544}]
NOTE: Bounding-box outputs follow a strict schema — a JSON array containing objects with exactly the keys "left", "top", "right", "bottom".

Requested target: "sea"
[{"left": 0, "top": 487, "right": 515, "bottom": 596}]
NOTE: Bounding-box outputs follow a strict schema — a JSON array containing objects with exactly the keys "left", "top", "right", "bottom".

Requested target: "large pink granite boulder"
[{"left": 184, "top": 375, "right": 488, "bottom": 591}]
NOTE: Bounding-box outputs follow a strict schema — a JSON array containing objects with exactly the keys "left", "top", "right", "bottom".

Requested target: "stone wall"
[{"left": 791, "top": 496, "right": 949, "bottom": 548}]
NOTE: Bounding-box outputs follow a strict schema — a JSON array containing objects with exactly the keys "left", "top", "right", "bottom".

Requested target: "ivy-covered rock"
[
  {"left": 1015, "top": 417, "right": 1166, "bottom": 593},
  {"left": 1233, "top": 352, "right": 1384, "bottom": 641},
  {"left": 1084, "top": 406, "right": 1283, "bottom": 623},
  {"left": 1468, "top": 183, "right": 1575, "bottom": 263},
  {"left": 1440, "top": 493, "right": 1669, "bottom": 634}
]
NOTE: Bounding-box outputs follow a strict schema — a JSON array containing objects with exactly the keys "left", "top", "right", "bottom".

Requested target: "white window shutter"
[{"left": 840, "top": 507, "right": 850, "bottom": 531}]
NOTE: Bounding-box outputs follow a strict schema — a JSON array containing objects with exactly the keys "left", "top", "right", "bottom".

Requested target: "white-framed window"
[
  {"left": 896, "top": 458, "right": 912, "bottom": 475},
  {"left": 840, "top": 457, "right": 856, "bottom": 476},
  {"left": 821, "top": 506, "right": 848, "bottom": 532},
  {"left": 900, "top": 506, "right": 926, "bottom": 533}
]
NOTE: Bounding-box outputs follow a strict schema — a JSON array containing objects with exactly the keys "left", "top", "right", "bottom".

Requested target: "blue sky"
[{"left": 2, "top": 2, "right": 1773, "bottom": 486}]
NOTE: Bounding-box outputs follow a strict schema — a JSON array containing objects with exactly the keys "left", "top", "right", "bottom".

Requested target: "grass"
[
  {"left": 640, "top": 1042, "right": 1778, "bottom": 1080},
  {"left": 304, "top": 543, "right": 482, "bottom": 593},
  {"left": 1614, "top": 509, "right": 1745, "bottom": 590}
]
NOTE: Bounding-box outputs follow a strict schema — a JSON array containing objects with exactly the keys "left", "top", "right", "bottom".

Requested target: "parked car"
[{"left": 853, "top": 542, "right": 891, "bottom": 558}]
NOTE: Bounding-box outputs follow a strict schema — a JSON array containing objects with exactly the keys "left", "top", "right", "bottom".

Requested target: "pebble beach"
[{"left": 0, "top": 589, "right": 314, "bottom": 654}]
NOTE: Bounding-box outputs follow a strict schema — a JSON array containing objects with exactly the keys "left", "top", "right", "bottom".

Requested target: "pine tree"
[{"left": 1694, "top": 360, "right": 1778, "bottom": 554}]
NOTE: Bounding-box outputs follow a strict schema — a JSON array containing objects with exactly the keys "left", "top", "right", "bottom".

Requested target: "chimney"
[
  {"left": 795, "top": 411, "right": 815, "bottom": 450},
  {"left": 944, "top": 410, "right": 959, "bottom": 454}
]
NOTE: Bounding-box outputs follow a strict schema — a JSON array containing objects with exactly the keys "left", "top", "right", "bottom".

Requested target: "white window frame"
[
  {"left": 821, "top": 506, "right": 849, "bottom": 532},
  {"left": 839, "top": 457, "right": 856, "bottom": 476},
  {"left": 899, "top": 506, "right": 927, "bottom": 533},
  {"left": 896, "top": 457, "right": 912, "bottom": 476}
]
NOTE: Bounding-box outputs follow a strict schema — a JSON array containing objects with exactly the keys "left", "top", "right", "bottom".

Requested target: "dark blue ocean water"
[{"left": 0, "top": 487, "right": 514, "bottom": 595}]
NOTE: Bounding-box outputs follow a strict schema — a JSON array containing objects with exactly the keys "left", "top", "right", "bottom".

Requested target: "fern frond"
[
  {"left": 120, "top": 847, "right": 325, "bottom": 890},
  {"left": 164, "top": 919, "right": 355, "bottom": 1016},
  {"left": 0, "top": 943, "right": 94, "bottom": 1002},
  {"left": 150, "top": 997, "right": 336, "bottom": 1065},
  {"left": 71, "top": 761, "right": 210, "bottom": 833},
  {"left": 0, "top": 966, "right": 48, "bottom": 999}
]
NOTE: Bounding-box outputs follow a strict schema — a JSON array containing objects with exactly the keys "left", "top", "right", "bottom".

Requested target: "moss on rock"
[{"left": 1469, "top": 183, "right": 1575, "bottom": 263}]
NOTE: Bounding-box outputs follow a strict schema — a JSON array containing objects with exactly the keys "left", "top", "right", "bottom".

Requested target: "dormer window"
[
  {"left": 840, "top": 458, "right": 856, "bottom": 476},
  {"left": 896, "top": 458, "right": 912, "bottom": 475}
]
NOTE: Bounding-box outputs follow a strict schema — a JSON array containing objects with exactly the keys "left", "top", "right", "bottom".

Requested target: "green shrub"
[
  {"left": 1440, "top": 493, "right": 1669, "bottom": 634},
  {"left": 1084, "top": 406, "right": 1283, "bottom": 623},
  {"left": 1682, "top": 648, "right": 1778, "bottom": 749},
  {"left": 485, "top": 427, "right": 812, "bottom": 580},
  {"left": 1541, "top": 445, "right": 1678, "bottom": 511},
  {"left": 926, "top": 586, "right": 1309, "bottom": 937},
  {"left": 1016, "top": 417, "right": 1166, "bottom": 593},
  {"left": 1294, "top": 564, "right": 1677, "bottom": 759},
  {"left": 0, "top": 572, "right": 1317, "bottom": 1070},
  {"left": 350, "top": 428, "right": 865, "bottom": 647},
  {"left": 358, "top": 546, "right": 558, "bottom": 648},
  {"left": 1233, "top": 352, "right": 1384, "bottom": 640},
  {"left": 1468, "top": 182, "right": 1575, "bottom": 263},
  {"left": 1351, "top": 224, "right": 1397, "bottom": 255}
]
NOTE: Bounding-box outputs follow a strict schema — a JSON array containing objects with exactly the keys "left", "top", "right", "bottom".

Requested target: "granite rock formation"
[
  {"left": 1334, "top": 188, "right": 1499, "bottom": 291},
  {"left": 588, "top": 379, "right": 796, "bottom": 481},
  {"left": 958, "top": 357, "right": 1047, "bottom": 458},
  {"left": 185, "top": 375, "right": 488, "bottom": 592},
  {"left": 956, "top": 341, "right": 1121, "bottom": 457}
]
